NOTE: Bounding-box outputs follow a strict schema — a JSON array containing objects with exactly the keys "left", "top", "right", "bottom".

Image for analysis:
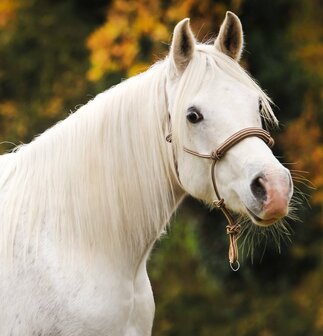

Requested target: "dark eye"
[{"left": 186, "top": 106, "right": 203, "bottom": 124}]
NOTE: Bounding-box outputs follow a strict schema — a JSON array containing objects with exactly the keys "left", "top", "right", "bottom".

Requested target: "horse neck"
[{"left": 10, "top": 62, "right": 183, "bottom": 266}]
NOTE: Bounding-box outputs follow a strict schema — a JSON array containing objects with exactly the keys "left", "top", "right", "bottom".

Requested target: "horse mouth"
[{"left": 246, "top": 207, "right": 278, "bottom": 227}]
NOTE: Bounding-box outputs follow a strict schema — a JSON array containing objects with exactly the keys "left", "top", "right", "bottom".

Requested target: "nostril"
[{"left": 250, "top": 175, "right": 267, "bottom": 202}]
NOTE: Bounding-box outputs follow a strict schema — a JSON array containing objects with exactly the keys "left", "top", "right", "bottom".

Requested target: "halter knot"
[
  {"left": 210, "top": 150, "right": 223, "bottom": 161},
  {"left": 213, "top": 198, "right": 225, "bottom": 209},
  {"left": 226, "top": 224, "right": 241, "bottom": 235}
]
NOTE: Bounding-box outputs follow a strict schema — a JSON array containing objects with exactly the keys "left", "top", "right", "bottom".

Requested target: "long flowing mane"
[
  {"left": 0, "top": 45, "right": 276, "bottom": 260},
  {"left": 0, "top": 62, "right": 178, "bottom": 260}
]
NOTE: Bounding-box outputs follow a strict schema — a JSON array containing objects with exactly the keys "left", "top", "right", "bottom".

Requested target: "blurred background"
[{"left": 0, "top": 0, "right": 322, "bottom": 335}]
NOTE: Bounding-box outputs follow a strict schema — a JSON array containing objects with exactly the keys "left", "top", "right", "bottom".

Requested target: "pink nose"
[
  {"left": 262, "top": 177, "right": 290, "bottom": 219},
  {"left": 251, "top": 173, "right": 292, "bottom": 220}
]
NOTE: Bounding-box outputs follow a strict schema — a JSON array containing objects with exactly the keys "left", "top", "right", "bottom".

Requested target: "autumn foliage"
[
  {"left": 86, "top": 0, "right": 238, "bottom": 79},
  {"left": 0, "top": 0, "right": 20, "bottom": 28}
]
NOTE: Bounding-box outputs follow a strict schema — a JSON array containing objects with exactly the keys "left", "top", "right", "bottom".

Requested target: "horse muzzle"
[{"left": 247, "top": 168, "right": 293, "bottom": 226}]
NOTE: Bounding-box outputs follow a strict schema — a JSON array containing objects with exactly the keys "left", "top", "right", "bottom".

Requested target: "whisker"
[
  {"left": 238, "top": 213, "right": 294, "bottom": 262},
  {"left": 236, "top": 159, "right": 311, "bottom": 264}
]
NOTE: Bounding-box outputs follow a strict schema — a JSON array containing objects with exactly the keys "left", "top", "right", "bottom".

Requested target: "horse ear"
[
  {"left": 214, "top": 11, "right": 244, "bottom": 61},
  {"left": 170, "top": 18, "right": 195, "bottom": 73}
]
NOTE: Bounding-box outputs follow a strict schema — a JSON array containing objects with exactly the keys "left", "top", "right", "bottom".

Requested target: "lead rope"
[
  {"left": 166, "top": 127, "right": 274, "bottom": 271},
  {"left": 210, "top": 160, "right": 241, "bottom": 271}
]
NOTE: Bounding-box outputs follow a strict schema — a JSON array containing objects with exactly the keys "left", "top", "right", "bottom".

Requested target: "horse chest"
[{"left": 0, "top": 246, "right": 155, "bottom": 336}]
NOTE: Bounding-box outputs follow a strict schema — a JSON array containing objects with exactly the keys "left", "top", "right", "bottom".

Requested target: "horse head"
[{"left": 166, "top": 12, "right": 293, "bottom": 228}]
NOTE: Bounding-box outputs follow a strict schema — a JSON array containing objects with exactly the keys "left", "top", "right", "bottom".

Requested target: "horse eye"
[
  {"left": 187, "top": 107, "right": 203, "bottom": 124},
  {"left": 258, "top": 99, "right": 263, "bottom": 112}
]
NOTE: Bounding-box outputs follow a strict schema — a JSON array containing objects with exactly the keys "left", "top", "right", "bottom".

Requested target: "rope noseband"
[{"left": 166, "top": 127, "right": 274, "bottom": 271}]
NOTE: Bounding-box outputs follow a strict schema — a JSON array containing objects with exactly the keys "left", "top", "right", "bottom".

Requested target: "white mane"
[
  {"left": 0, "top": 62, "right": 178, "bottom": 260},
  {"left": 0, "top": 45, "right": 276, "bottom": 260}
]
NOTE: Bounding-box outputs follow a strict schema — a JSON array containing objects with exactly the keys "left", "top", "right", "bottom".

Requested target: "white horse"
[{"left": 0, "top": 12, "right": 293, "bottom": 336}]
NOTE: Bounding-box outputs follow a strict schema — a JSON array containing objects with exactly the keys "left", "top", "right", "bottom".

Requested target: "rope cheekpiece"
[{"left": 166, "top": 127, "right": 274, "bottom": 270}]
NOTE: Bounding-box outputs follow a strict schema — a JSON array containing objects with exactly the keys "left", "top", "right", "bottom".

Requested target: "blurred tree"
[
  {"left": 0, "top": 0, "right": 107, "bottom": 147},
  {"left": 86, "top": 0, "right": 241, "bottom": 80},
  {"left": 0, "top": 0, "right": 21, "bottom": 28}
]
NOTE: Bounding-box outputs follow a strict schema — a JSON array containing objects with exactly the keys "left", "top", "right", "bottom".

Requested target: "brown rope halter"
[{"left": 166, "top": 127, "right": 274, "bottom": 271}]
